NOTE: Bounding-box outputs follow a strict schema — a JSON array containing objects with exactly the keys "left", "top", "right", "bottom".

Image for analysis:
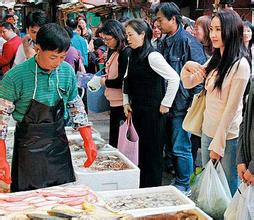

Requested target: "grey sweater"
[{"left": 237, "top": 79, "right": 254, "bottom": 174}]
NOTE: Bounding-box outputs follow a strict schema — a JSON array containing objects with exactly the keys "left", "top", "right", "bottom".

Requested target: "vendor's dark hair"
[
  {"left": 101, "top": 19, "right": 126, "bottom": 52},
  {"left": 125, "top": 19, "right": 153, "bottom": 60},
  {"left": 154, "top": 2, "right": 182, "bottom": 26},
  {"left": 0, "top": 22, "right": 15, "bottom": 31},
  {"left": 36, "top": 23, "right": 70, "bottom": 52},
  {"left": 26, "top": 10, "right": 48, "bottom": 28},
  {"left": 205, "top": 9, "right": 249, "bottom": 91}
]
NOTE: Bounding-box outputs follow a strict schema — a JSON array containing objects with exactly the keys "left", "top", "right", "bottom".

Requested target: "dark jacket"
[
  {"left": 161, "top": 26, "right": 207, "bottom": 116},
  {"left": 237, "top": 79, "right": 254, "bottom": 174}
]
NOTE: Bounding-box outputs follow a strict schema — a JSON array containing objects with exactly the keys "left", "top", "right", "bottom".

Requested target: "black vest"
[{"left": 127, "top": 48, "right": 164, "bottom": 108}]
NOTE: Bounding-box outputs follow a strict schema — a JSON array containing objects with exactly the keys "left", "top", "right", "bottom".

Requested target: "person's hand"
[
  {"left": 210, "top": 150, "right": 221, "bottom": 161},
  {"left": 237, "top": 163, "right": 247, "bottom": 181},
  {"left": 100, "top": 76, "right": 107, "bottom": 86},
  {"left": 22, "top": 34, "right": 31, "bottom": 47},
  {"left": 23, "top": 34, "right": 36, "bottom": 59},
  {"left": 184, "top": 61, "right": 206, "bottom": 80},
  {"left": 79, "top": 126, "right": 97, "bottom": 167},
  {"left": 160, "top": 105, "right": 169, "bottom": 114},
  {"left": 0, "top": 159, "right": 11, "bottom": 185},
  {"left": 0, "top": 140, "right": 11, "bottom": 185},
  {"left": 123, "top": 104, "right": 132, "bottom": 117},
  {"left": 243, "top": 169, "right": 254, "bottom": 185}
]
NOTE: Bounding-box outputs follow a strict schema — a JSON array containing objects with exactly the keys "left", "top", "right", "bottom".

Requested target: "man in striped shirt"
[{"left": 0, "top": 23, "right": 97, "bottom": 192}]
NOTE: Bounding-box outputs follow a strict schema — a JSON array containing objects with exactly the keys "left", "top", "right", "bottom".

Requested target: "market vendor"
[{"left": 0, "top": 23, "right": 97, "bottom": 192}]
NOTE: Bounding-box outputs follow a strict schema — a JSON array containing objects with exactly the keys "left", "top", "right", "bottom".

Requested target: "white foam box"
[
  {"left": 187, "top": 207, "right": 213, "bottom": 220},
  {"left": 128, "top": 207, "right": 212, "bottom": 219},
  {"left": 97, "top": 186, "right": 196, "bottom": 217},
  {"left": 72, "top": 150, "right": 140, "bottom": 191}
]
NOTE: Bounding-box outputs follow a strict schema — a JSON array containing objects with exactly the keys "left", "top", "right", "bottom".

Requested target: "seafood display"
[
  {"left": 103, "top": 191, "right": 185, "bottom": 211},
  {"left": 98, "top": 186, "right": 196, "bottom": 217},
  {"left": 73, "top": 153, "right": 130, "bottom": 171},
  {"left": 5, "top": 127, "right": 111, "bottom": 165},
  {"left": 0, "top": 184, "right": 98, "bottom": 217}
]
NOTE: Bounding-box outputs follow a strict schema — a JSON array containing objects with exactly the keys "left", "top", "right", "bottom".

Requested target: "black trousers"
[
  {"left": 132, "top": 105, "right": 166, "bottom": 188},
  {"left": 109, "top": 106, "right": 125, "bottom": 148}
]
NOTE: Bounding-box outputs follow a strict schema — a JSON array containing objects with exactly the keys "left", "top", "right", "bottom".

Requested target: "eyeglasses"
[{"left": 103, "top": 36, "right": 114, "bottom": 42}]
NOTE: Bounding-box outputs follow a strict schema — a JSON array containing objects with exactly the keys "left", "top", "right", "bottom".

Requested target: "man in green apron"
[{"left": 0, "top": 23, "right": 97, "bottom": 192}]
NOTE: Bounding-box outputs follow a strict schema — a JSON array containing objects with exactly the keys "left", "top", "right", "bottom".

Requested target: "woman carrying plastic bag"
[{"left": 197, "top": 160, "right": 232, "bottom": 219}]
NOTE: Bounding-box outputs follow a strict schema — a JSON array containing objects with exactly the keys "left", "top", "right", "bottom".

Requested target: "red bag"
[{"left": 117, "top": 114, "right": 139, "bottom": 165}]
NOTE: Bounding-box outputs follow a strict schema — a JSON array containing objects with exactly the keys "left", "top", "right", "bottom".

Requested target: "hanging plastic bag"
[
  {"left": 216, "top": 161, "right": 232, "bottom": 200},
  {"left": 117, "top": 113, "right": 139, "bottom": 166},
  {"left": 190, "top": 168, "right": 204, "bottom": 203},
  {"left": 224, "top": 182, "right": 248, "bottom": 220},
  {"left": 247, "top": 186, "right": 254, "bottom": 220},
  {"left": 87, "top": 69, "right": 110, "bottom": 113},
  {"left": 235, "top": 184, "right": 254, "bottom": 220},
  {"left": 197, "top": 160, "right": 232, "bottom": 219}
]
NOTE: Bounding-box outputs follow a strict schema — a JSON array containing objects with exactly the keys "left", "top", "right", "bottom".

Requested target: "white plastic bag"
[
  {"left": 216, "top": 161, "right": 232, "bottom": 199},
  {"left": 247, "top": 186, "right": 254, "bottom": 220},
  {"left": 224, "top": 182, "right": 248, "bottom": 220},
  {"left": 236, "top": 184, "right": 254, "bottom": 220},
  {"left": 87, "top": 75, "right": 101, "bottom": 92},
  {"left": 197, "top": 160, "right": 232, "bottom": 219},
  {"left": 190, "top": 170, "right": 204, "bottom": 203}
]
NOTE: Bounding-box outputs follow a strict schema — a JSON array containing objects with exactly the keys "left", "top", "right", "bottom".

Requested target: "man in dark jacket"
[
  {"left": 155, "top": 2, "right": 207, "bottom": 196},
  {"left": 237, "top": 80, "right": 254, "bottom": 185}
]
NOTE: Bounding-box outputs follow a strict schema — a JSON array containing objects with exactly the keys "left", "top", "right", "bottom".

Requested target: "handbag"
[
  {"left": 117, "top": 113, "right": 139, "bottom": 166},
  {"left": 182, "top": 89, "right": 206, "bottom": 137}
]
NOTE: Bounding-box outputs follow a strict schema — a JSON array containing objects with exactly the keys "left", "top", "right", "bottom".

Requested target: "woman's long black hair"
[
  {"left": 125, "top": 19, "right": 153, "bottom": 61},
  {"left": 205, "top": 9, "right": 249, "bottom": 91}
]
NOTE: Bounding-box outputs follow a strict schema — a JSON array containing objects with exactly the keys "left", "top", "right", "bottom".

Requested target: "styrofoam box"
[
  {"left": 133, "top": 207, "right": 212, "bottom": 220},
  {"left": 73, "top": 150, "right": 140, "bottom": 191},
  {"left": 189, "top": 207, "right": 213, "bottom": 220},
  {"left": 98, "top": 186, "right": 195, "bottom": 217}
]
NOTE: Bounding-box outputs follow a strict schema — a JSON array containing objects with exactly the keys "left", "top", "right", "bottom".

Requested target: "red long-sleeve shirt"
[{"left": 0, "top": 35, "right": 22, "bottom": 73}]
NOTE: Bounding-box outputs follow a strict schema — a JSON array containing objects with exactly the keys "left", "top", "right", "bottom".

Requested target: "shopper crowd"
[{"left": 0, "top": 2, "right": 253, "bottom": 218}]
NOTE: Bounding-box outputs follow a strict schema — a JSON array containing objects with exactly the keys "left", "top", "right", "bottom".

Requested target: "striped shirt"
[{"left": 0, "top": 56, "right": 90, "bottom": 140}]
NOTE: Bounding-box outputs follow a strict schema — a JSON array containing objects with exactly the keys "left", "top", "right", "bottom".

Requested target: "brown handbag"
[{"left": 182, "top": 90, "right": 206, "bottom": 137}]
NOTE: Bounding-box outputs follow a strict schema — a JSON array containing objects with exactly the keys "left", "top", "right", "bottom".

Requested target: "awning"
[{"left": 0, "top": 0, "right": 15, "bottom": 8}]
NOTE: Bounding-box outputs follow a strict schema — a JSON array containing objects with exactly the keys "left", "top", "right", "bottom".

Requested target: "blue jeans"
[
  {"left": 201, "top": 133, "right": 240, "bottom": 196},
  {"left": 171, "top": 116, "right": 193, "bottom": 190}
]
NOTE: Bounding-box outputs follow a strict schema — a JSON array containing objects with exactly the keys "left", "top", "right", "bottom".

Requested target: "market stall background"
[{"left": 0, "top": 0, "right": 252, "bottom": 36}]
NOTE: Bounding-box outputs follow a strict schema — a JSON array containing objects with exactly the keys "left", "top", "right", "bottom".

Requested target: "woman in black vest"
[{"left": 123, "top": 19, "right": 180, "bottom": 187}]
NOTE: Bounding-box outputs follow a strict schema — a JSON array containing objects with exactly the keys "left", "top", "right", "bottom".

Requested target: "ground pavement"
[{"left": 88, "top": 111, "right": 176, "bottom": 186}]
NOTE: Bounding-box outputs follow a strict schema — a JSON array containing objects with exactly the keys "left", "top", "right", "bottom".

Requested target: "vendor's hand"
[
  {"left": 0, "top": 159, "right": 11, "bottom": 185},
  {"left": 210, "top": 150, "right": 221, "bottom": 161},
  {"left": 0, "top": 140, "right": 11, "bottom": 185},
  {"left": 79, "top": 126, "right": 97, "bottom": 168},
  {"left": 160, "top": 105, "right": 169, "bottom": 115},
  {"left": 123, "top": 104, "right": 132, "bottom": 117},
  {"left": 243, "top": 169, "right": 254, "bottom": 185},
  {"left": 237, "top": 163, "right": 247, "bottom": 181}
]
